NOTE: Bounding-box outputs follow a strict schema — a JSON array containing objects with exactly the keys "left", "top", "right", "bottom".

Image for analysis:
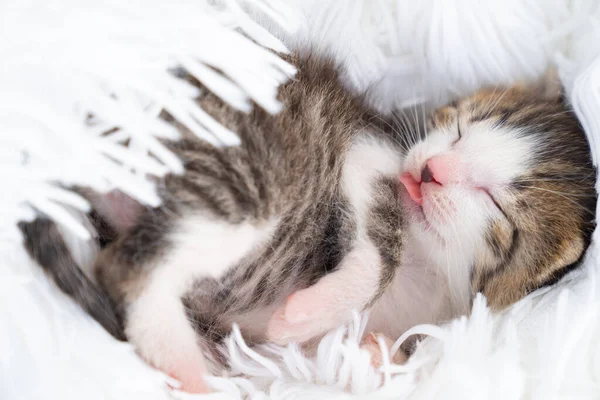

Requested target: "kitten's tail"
[{"left": 18, "top": 218, "right": 126, "bottom": 341}]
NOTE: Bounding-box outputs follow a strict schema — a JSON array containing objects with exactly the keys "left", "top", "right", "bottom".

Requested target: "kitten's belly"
[
  {"left": 227, "top": 303, "right": 282, "bottom": 342},
  {"left": 367, "top": 252, "right": 454, "bottom": 338},
  {"left": 186, "top": 131, "right": 406, "bottom": 345}
]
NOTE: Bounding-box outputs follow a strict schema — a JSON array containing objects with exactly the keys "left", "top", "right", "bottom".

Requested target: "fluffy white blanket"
[{"left": 2, "top": 1, "right": 600, "bottom": 399}]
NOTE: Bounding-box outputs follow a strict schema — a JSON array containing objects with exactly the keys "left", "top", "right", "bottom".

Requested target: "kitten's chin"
[{"left": 402, "top": 192, "right": 445, "bottom": 245}]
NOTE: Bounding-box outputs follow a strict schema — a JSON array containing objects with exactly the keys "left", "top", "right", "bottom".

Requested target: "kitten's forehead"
[
  {"left": 457, "top": 85, "right": 529, "bottom": 113},
  {"left": 456, "top": 119, "right": 536, "bottom": 184},
  {"left": 425, "top": 107, "right": 538, "bottom": 186},
  {"left": 430, "top": 86, "right": 590, "bottom": 183}
]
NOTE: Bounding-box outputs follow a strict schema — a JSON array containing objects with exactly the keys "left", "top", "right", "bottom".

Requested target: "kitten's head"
[{"left": 400, "top": 77, "right": 597, "bottom": 310}]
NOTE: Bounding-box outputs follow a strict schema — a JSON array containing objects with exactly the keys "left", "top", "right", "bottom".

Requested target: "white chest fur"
[
  {"left": 343, "top": 133, "right": 458, "bottom": 337},
  {"left": 339, "top": 133, "right": 405, "bottom": 312},
  {"left": 341, "top": 133, "right": 404, "bottom": 234}
]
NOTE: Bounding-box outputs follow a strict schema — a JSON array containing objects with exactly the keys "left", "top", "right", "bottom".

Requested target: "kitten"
[
  {"left": 268, "top": 74, "right": 598, "bottom": 360},
  {"left": 19, "top": 55, "right": 596, "bottom": 394},
  {"left": 21, "top": 53, "right": 404, "bottom": 393}
]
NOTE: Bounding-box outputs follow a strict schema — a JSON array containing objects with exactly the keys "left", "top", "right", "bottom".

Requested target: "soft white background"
[{"left": 2, "top": 1, "right": 600, "bottom": 399}]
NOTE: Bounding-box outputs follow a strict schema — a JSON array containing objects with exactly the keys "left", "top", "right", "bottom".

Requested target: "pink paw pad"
[{"left": 361, "top": 333, "right": 408, "bottom": 368}]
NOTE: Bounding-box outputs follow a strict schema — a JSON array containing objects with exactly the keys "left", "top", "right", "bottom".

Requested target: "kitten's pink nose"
[
  {"left": 420, "top": 164, "right": 435, "bottom": 183},
  {"left": 400, "top": 154, "right": 459, "bottom": 205},
  {"left": 422, "top": 154, "right": 456, "bottom": 185}
]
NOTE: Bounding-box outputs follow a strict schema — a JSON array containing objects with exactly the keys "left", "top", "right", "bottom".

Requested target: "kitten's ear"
[
  {"left": 533, "top": 67, "right": 563, "bottom": 102},
  {"left": 512, "top": 67, "right": 563, "bottom": 102}
]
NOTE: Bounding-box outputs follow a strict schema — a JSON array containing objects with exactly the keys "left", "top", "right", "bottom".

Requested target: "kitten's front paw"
[
  {"left": 266, "top": 291, "right": 347, "bottom": 345},
  {"left": 361, "top": 332, "right": 407, "bottom": 368}
]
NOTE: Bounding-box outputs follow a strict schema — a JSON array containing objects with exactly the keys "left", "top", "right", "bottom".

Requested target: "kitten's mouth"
[
  {"left": 399, "top": 169, "right": 444, "bottom": 205},
  {"left": 399, "top": 172, "right": 423, "bottom": 205},
  {"left": 399, "top": 169, "right": 452, "bottom": 244},
  {"left": 399, "top": 176, "right": 443, "bottom": 240}
]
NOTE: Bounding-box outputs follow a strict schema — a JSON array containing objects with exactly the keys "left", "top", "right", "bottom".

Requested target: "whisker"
[
  {"left": 419, "top": 102, "right": 428, "bottom": 145},
  {"left": 391, "top": 111, "right": 413, "bottom": 148},
  {"left": 516, "top": 185, "right": 596, "bottom": 215},
  {"left": 371, "top": 116, "right": 410, "bottom": 151},
  {"left": 409, "top": 105, "right": 420, "bottom": 149},
  {"left": 514, "top": 177, "right": 594, "bottom": 184},
  {"left": 517, "top": 185, "right": 595, "bottom": 198},
  {"left": 392, "top": 108, "right": 423, "bottom": 150}
]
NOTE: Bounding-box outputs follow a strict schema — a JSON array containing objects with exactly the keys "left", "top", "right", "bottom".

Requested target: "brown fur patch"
[{"left": 429, "top": 105, "right": 458, "bottom": 130}]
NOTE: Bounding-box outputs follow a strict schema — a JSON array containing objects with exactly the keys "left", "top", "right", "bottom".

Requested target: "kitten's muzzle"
[{"left": 400, "top": 157, "right": 446, "bottom": 205}]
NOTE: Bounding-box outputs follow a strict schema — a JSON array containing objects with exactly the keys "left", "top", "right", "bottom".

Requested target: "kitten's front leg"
[
  {"left": 267, "top": 240, "right": 384, "bottom": 345},
  {"left": 267, "top": 174, "right": 402, "bottom": 345},
  {"left": 124, "top": 267, "right": 212, "bottom": 393},
  {"left": 98, "top": 239, "right": 212, "bottom": 392}
]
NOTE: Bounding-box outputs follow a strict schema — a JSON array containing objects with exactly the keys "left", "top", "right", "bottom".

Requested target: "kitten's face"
[{"left": 400, "top": 84, "right": 597, "bottom": 309}]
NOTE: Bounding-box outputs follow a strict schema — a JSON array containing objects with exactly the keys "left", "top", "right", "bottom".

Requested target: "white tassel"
[{"left": 0, "top": 0, "right": 297, "bottom": 238}]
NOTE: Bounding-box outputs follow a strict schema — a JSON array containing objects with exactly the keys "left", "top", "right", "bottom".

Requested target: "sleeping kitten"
[
  {"left": 19, "top": 54, "right": 596, "bottom": 394},
  {"left": 268, "top": 75, "right": 598, "bottom": 358}
]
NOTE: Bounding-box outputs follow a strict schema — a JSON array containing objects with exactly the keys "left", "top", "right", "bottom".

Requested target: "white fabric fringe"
[
  {"left": 3, "top": 1, "right": 600, "bottom": 399},
  {"left": 0, "top": 0, "right": 296, "bottom": 239}
]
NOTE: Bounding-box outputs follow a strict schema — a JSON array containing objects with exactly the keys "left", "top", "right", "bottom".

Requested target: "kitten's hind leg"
[
  {"left": 99, "top": 215, "right": 278, "bottom": 393},
  {"left": 126, "top": 274, "right": 211, "bottom": 393},
  {"left": 267, "top": 241, "right": 383, "bottom": 345}
]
